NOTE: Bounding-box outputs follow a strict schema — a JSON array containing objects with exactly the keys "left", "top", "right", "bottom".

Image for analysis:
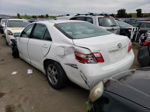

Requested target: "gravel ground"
[
  {"left": 0, "top": 34, "right": 140, "bottom": 112},
  {"left": 0, "top": 35, "right": 88, "bottom": 112}
]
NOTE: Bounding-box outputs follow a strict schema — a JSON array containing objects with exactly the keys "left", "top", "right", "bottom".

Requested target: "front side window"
[
  {"left": 21, "top": 24, "right": 34, "bottom": 38},
  {"left": 55, "top": 22, "right": 111, "bottom": 39},
  {"left": 31, "top": 24, "right": 47, "bottom": 40},
  {"left": 99, "top": 17, "right": 118, "bottom": 27},
  {"left": 7, "top": 20, "right": 29, "bottom": 27}
]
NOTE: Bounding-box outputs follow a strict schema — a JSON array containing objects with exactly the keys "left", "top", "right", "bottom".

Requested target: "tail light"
[
  {"left": 128, "top": 42, "right": 132, "bottom": 52},
  {"left": 143, "top": 40, "right": 150, "bottom": 46},
  {"left": 7, "top": 30, "right": 13, "bottom": 35},
  {"left": 74, "top": 51, "right": 104, "bottom": 63}
]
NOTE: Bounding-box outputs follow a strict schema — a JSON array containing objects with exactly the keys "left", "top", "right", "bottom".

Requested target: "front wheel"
[
  {"left": 12, "top": 46, "right": 19, "bottom": 58},
  {"left": 46, "top": 61, "right": 68, "bottom": 89}
]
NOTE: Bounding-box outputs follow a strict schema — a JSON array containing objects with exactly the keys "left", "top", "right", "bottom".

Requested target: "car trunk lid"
[{"left": 73, "top": 34, "right": 130, "bottom": 64}]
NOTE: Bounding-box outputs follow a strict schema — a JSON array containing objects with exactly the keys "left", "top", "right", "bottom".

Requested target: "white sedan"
[
  {"left": 4, "top": 19, "right": 29, "bottom": 45},
  {"left": 12, "top": 20, "right": 134, "bottom": 90}
]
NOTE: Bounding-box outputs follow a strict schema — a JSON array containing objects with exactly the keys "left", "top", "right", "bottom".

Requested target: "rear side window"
[
  {"left": 43, "top": 29, "right": 52, "bottom": 41},
  {"left": 21, "top": 24, "right": 34, "bottom": 38},
  {"left": 31, "top": 24, "right": 47, "bottom": 39},
  {"left": 70, "top": 17, "right": 85, "bottom": 21},
  {"left": 85, "top": 17, "right": 93, "bottom": 23},
  {"left": 70, "top": 17, "right": 77, "bottom": 20},
  {"left": 98, "top": 17, "right": 118, "bottom": 27}
]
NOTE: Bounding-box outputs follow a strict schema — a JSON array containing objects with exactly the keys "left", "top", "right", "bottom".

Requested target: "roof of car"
[
  {"left": 36, "top": 20, "right": 84, "bottom": 24},
  {"left": 105, "top": 68, "right": 150, "bottom": 110}
]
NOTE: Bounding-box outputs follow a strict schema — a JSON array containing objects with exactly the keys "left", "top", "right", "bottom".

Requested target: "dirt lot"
[
  {"left": 0, "top": 35, "right": 89, "bottom": 112},
  {"left": 0, "top": 34, "right": 140, "bottom": 112}
]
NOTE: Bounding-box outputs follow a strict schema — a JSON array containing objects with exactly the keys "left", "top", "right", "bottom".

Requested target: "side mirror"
[{"left": 89, "top": 81, "right": 104, "bottom": 102}]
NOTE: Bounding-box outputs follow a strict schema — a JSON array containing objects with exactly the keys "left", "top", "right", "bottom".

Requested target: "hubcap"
[{"left": 47, "top": 64, "right": 58, "bottom": 85}]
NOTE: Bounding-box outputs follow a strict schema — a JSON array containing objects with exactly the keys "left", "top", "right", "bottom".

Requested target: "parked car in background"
[
  {"left": 116, "top": 20, "right": 137, "bottom": 40},
  {"left": 88, "top": 68, "right": 150, "bottom": 112},
  {"left": 4, "top": 19, "right": 29, "bottom": 45},
  {"left": 0, "top": 18, "right": 7, "bottom": 33},
  {"left": 124, "top": 18, "right": 138, "bottom": 26},
  {"left": 135, "top": 21, "right": 150, "bottom": 35},
  {"left": 131, "top": 21, "right": 150, "bottom": 43},
  {"left": 12, "top": 20, "right": 134, "bottom": 90},
  {"left": 70, "top": 13, "right": 120, "bottom": 34}
]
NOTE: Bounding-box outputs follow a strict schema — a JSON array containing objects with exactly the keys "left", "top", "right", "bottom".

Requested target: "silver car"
[{"left": 70, "top": 14, "right": 120, "bottom": 34}]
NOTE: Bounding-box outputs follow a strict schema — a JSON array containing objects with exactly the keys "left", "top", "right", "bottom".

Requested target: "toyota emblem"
[{"left": 117, "top": 43, "right": 122, "bottom": 49}]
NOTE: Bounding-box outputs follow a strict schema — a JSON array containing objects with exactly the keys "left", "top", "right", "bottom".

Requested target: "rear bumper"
[{"left": 78, "top": 50, "right": 134, "bottom": 89}]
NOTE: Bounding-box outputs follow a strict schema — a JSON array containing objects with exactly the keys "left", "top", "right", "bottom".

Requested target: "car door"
[
  {"left": 18, "top": 24, "right": 35, "bottom": 63},
  {"left": 28, "top": 23, "right": 52, "bottom": 71}
]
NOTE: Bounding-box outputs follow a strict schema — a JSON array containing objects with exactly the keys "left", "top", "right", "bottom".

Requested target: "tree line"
[
  {"left": 16, "top": 9, "right": 150, "bottom": 19},
  {"left": 115, "top": 9, "right": 150, "bottom": 18}
]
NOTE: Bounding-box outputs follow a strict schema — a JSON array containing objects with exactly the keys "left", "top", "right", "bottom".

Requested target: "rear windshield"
[
  {"left": 55, "top": 22, "right": 111, "bottom": 39},
  {"left": 7, "top": 20, "right": 29, "bottom": 27},
  {"left": 99, "top": 17, "right": 118, "bottom": 27}
]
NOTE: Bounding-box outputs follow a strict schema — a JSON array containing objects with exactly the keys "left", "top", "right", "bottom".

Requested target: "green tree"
[
  {"left": 32, "top": 15, "right": 37, "bottom": 18},
  {"left": 117, "top": 9, "right": 127, "bottom": 18},
  {"left": 17, "top": 13, "right": 21, "bottom": 18},
  {"left": 45, "top": 14, "right": 49, "bottom": 18},
  {"left": 38, "top": 15, "right": 44, "bottom": 18},
  {"left": 66, "top": 14, "right": 70, "bottom": 16},
  {"left": 136, "top": 9, "right": 143, "bottom": 17},
  {"left": 110, "top": 13, "right": 115, "bottom": 17},
  {"left": 127, "top": 14, "right": 132, "bottom": 18}
]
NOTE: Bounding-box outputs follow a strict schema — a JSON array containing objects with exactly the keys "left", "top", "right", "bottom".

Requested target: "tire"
[
  {"left": 45, "top": 61, "right": 68, "bottom": 89},
  {"left": 12, "top": 46, "right": 19, "bottom": 58},
  {"left": 6, "top": 41, "right": 8, "bottom": 46},
  {"left": 137, "top": 45, "right": 150, "bottom": 67}
]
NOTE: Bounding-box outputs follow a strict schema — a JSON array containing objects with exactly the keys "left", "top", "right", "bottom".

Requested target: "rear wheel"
[{"left": 45, "top": 61, "right": 68, "bottom": 89}]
